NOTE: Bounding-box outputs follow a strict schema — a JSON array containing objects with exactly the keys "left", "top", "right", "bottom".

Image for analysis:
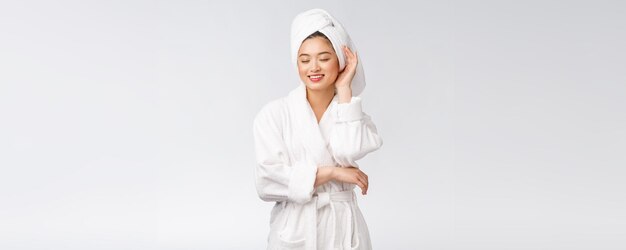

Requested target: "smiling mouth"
[{"left": 309, "top": 74, "right": 324, "bottom": 82}]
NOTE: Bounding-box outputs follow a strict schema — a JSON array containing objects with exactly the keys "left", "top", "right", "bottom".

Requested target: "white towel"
[{"left": 290, "top": 8, "right": 366, "bottom": 96}]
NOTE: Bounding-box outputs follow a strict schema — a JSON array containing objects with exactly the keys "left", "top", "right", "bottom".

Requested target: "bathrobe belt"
[
  {"left": 308, "top": 189, "right": 359, "bottom": 249},
  {"left": 313, "top": 190, "right": 355, "bottom": 209}
]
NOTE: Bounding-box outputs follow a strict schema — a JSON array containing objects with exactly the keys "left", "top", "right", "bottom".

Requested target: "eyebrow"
[{"left": 299, "top": 51, "right": 331, "bottom": 57}]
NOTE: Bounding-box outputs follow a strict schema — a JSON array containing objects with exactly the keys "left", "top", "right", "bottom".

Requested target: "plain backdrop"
[{"left": 1, "top": 0, "right": 625, "bottom": 249}]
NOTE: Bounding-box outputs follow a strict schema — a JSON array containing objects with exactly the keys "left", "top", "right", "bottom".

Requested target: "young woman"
[{"left": 253, "top": 9, "right": 383, "bottom": 250}]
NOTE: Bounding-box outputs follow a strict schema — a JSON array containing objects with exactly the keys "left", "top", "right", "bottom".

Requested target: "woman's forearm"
[
  {"left": 314, "top": 166, "right": 335, "bottom": 188},
  {"left": 336, "top": 86, "right": 352, "bottom": 103}
]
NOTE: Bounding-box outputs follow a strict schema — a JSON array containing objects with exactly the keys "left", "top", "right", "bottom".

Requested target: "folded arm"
[
  {"left": 253, "top": 106, "right": 317, "bottom": 204},
  {"left": 329, "top": 96, "right": 383, "bottom": 167}
]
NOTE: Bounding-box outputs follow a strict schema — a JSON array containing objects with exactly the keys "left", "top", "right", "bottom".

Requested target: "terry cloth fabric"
[{"left": 254, "top": 83, "right": 383, "bottom": 249}]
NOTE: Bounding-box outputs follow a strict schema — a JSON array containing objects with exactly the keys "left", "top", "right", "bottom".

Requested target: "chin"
[{"left": 305, "top": 81, "right": 333, "bottom": 92}]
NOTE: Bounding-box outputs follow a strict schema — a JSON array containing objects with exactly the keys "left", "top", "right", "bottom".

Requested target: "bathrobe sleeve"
[
  {"left": 329, "top": 96, "right": 383, "bottom": 167},
  {"left": 253, "top": 102, "right": 317, "bottom": 204}
]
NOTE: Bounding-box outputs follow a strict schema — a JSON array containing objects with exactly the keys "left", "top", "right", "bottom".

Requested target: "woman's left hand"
[{"left": 334, "top": 45, "right": 358, "bottom": 90}]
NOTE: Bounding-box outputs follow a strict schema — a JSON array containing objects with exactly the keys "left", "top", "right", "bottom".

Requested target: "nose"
[{"left": 311, "top": 62, "right": 320, "bottom": 72}]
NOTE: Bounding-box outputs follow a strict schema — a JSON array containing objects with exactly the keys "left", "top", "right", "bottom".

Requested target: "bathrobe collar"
[{"left": 287, "top": 83, "right": 337, "bottom": 168}]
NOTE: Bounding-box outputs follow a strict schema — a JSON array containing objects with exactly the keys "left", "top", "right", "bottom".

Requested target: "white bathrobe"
[{"left": 253, "top": 83, "right": 383, "bottom": 249}]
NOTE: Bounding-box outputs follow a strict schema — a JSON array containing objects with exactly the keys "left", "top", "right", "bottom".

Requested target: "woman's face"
[{"left": 297, "top": 36, "right": 340, "bottom": 92}]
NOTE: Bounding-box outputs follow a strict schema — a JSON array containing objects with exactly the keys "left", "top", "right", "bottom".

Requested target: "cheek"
[
  {"left": 325, "top": 62, "right": 340, "bottom": 77},
  {"left": 297, "top": 64, "right": 307, "bottom": 77}
]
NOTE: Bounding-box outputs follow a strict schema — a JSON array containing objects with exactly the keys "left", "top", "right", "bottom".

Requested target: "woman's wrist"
[
  {"left": 336, "top": 86, "right": 352, "bottom": 103},
  {"left": 314, "top": 166, "right": 336, "bottom": 188},
  {"left": 326, "top": 166, "right": 336, "bottom": 180}
]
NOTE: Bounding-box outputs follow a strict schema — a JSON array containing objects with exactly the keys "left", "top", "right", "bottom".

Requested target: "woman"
[{"left": 253, "top": 8, "right": 383, "bottom": 250}]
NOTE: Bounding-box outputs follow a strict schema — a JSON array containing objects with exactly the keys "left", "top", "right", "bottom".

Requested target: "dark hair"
[{"left": 304, "top": 31, "right": 332, "bottom": 43}]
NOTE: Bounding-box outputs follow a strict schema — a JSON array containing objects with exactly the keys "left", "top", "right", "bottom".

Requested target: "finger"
[
  {"left": 355, "top": 173, "right": 365, "bottom": 185},
  {"left": 362, "top": 174, "right": 369, "bottom": 189},
  {"left": 355, "top": 179, "right": 366, "bottom": 194},
  {"left": 347, "top": 53, "right": 357, "bottom": 67},
  {"left": 356, "top": 170, "right": 367, "bottom": 182},
  {"left": 356, "top": 175, "right": 368, "bottom": 194},
  {"left": 362, "top": 176, "right": 368, "bottom": 194},
  {"left": 352, "top": 174, "right": 365, "bottom": 189},
  {"left": 343, "top": 51, "right": 352, "bottom": 63},
  {"left": 346, "top": 47, "right": 354, "bottom": 59},
  {"left": 344, "top": 46, "right": 354, "bottom": 59},
  {"left": 357, "top": 172, "right": 368, "bottom": 194},
  {"left": 356, "top": 172, "right": 366, "bottom": 185}
]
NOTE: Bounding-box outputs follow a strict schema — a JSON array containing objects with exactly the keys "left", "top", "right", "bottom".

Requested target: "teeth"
[{"left": 310, "top": 75, "right": 323, "bottom": 79}]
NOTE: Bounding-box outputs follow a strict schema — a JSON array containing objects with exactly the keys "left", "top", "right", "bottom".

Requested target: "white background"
[{"left": 1, "top": 0, "right": 624, "bottom": 249}]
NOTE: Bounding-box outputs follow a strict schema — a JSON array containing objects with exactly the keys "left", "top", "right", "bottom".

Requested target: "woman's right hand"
[{"left": 332, "top": 166, "right": 369, "bottom": 195}]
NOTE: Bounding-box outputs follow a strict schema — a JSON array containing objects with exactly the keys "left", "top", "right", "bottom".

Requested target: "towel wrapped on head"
[{"left": 290, "top": 8, "right": 366, "bottom": 96}]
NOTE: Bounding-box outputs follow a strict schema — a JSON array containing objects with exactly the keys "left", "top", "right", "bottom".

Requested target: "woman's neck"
[{"left": 306, "top": 87, "right": 335, "bottom": 123}]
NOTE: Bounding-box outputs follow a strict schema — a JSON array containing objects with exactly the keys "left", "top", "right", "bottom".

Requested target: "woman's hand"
[
  {"left": 332, "top": 166, "right": 369, "bottom": 195},
  {"left": 334, "top": 45, "right": 358, "bottom": 91}
]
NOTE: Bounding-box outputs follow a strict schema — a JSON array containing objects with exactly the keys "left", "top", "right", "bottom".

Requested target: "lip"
[{"left": 308, "top": 74, "right": 324, "bottom": 83}]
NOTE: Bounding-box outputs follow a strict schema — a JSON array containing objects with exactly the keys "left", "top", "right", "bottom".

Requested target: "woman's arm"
[
  {"left": 329, "top": 96, "right": 383, "bottom": 167},
  {"left": 253, "top": 103, "right": 318, "bottom": 204},
  {"left": 314, "top": 166, "right": 369, "bottom": 195},
  {"left": 335, "top": 45, "right": 357, "bottom": 103},
  {"left": 330, "top": 45, "right": 382, "bottom": 166}
]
